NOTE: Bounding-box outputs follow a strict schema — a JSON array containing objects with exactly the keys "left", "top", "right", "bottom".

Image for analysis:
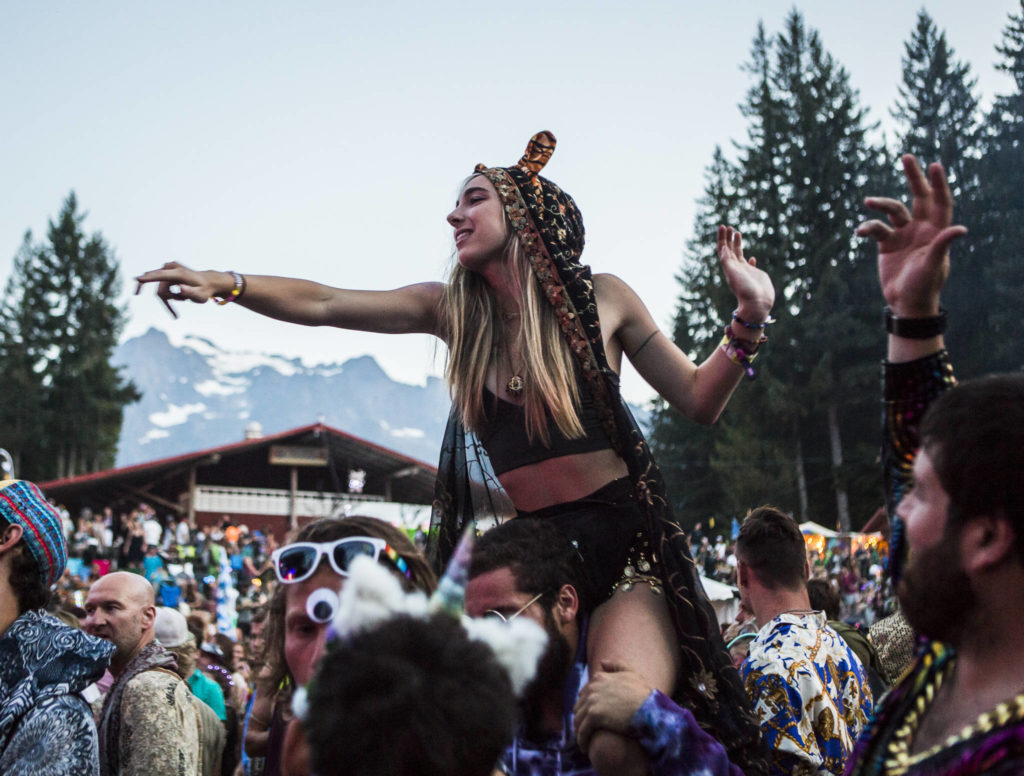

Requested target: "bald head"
[
  {"left": 97, "top": 571, "right": 156, "bottom": 605},
  {"left": 84, "top": 571, "right": 159, "bottom": 674}
]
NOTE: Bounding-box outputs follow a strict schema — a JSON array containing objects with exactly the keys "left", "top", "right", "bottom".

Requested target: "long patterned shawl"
[{"left": 429, "top": 131, "right": 767, "bottom": 775}]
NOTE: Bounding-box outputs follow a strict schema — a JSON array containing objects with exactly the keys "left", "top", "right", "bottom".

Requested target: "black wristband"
[{"left": 884, "top": 306, "right": 947, "bottom": 339}]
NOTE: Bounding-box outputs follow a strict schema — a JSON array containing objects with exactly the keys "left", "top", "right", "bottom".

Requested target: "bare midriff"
[{"left": 497, "top": 447, "right": 629, "bottom": 512}]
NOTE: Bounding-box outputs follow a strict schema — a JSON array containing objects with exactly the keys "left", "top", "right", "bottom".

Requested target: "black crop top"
[{"left": 476, "top": 386, "right": 613, "bottom": 476}]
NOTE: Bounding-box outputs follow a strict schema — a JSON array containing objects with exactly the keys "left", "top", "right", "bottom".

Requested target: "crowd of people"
[{"left": 1, "top": 132, "right": 1021, "bottom": 776}]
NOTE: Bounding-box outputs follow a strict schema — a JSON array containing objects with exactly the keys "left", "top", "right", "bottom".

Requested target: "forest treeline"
[{"left": 650, "top": 6, "right": 1024, "bottom": 533}]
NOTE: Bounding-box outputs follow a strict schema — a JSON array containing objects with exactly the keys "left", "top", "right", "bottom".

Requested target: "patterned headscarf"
[
  {"left": 0, "top": 480, "right": 67, "bottom": 587},
  {"left": 431, "top": 132, "right": 768, "bottom": 774}
]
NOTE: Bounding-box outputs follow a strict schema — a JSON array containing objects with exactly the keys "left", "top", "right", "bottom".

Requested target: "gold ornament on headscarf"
[
  {"left": 474, "top": 130, "right": 556, "bottom": 179},
  {"left": 516, "top": 131, "right": 556, "bottom": 176}
]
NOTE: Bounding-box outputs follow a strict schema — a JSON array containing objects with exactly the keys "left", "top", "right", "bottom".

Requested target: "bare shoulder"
[
  {"left": 593, "top": 272, "right": 653, "bottom": 332},
  {"left": 593, "top": 272, "right": 635, "bottom": 297}
]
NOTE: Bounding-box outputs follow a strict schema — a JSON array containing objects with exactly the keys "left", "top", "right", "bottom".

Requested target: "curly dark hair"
[
  {"left": 0, "top": 517, "right": 49, "bottom": 613},
  {"left": 257, "top": 516, "right": 437, "bottom": 703},
  {"left": 469, "top": 517, "right": 587, "bottom": 611},
  {"left": 305, "top": 614, "right": 516, "bottom": 776}
]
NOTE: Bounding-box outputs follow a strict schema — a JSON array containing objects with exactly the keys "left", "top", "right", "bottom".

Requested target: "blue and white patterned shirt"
[{"left": 741, "top": 611, "right": 872, "bottom": 776}]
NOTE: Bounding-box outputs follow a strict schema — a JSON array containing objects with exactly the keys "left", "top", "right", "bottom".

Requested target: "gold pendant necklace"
[{"left": 501, "top": 336, "right": 524, "bottom": 397}]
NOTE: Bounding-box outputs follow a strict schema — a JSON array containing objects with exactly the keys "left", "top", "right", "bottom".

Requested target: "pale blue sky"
[{"left": 1, "top": 1, "right": 1016, "bottom": 403}]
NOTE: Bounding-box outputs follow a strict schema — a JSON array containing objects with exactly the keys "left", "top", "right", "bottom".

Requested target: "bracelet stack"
[
  {"left": 721, "top": 309, "right": 773, "bottom": 380},
  {"left": 214, "top": 271, "right": 246, "bottom": 306}
]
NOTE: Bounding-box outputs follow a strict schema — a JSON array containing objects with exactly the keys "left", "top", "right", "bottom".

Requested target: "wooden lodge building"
[{"left": 39, "top": 423, "right": 437, "bottom": 540}]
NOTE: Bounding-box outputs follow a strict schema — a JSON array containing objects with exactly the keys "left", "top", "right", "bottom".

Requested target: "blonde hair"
[{"left": 441, "top": 231, "right": 583, "bottom": 446}]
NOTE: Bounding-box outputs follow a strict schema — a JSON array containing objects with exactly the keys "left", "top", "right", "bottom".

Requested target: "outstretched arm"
[
  {"left": 598, "top": 226, "right": 775, "bottom": 424},
  {"left": 135, "top": 263, "right": 445, "bottom": 336}
]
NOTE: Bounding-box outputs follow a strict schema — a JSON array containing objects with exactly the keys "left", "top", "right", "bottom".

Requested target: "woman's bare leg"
[{"left": 584, "top": 584, "right": 680, "bottom": 776}]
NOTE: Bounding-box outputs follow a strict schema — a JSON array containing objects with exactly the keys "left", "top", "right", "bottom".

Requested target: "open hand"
[
  {"left": 573, "top": 661, "right": 652, "bottom": 752},
  {"left": 717, "top": 226, "right": 775, "bottom": 322},
  {"left": 856, "top": 155, "right": 966, "bottom": 317},
  {"left": 135, "top": 262, "right": 228, "bottom": 319}
]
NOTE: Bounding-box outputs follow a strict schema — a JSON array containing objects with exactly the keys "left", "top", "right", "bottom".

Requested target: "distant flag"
[{"left": 731, "top": 517, "right": 741, "bottom": 540}]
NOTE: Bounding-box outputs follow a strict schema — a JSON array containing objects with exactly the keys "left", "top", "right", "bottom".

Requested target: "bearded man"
[
  {"left": 466, "top": 518, "right": 745, "bottom": 776},
  {"left": 845, "top": 154, "right": 1024, "bottom": 774}
]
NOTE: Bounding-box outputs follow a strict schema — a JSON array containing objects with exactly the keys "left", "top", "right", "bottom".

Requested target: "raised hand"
[
  {"left": 856, "top": 155, "right": 967, "bottom": 318},
  {"left": 135, "top": 263, "right": 233, "bottom": 319},
  {"left": 717, "top": 226, "right": 775, "bottom": 322}
]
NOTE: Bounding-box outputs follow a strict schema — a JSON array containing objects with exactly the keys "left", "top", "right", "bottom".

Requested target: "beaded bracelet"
[
  {"left": 720, "top": 327, "right": 768, "bottom": 380},
  {"left": 732, "top": 309, "right": 776, "bottom": 331},
  {"left": 214, "top": 271, "right": 246, "bottom": 306}
]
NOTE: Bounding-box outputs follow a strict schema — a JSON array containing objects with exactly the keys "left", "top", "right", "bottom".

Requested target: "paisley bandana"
[{"left": 429, "top": 132, "right": 767, "bottom": 774}]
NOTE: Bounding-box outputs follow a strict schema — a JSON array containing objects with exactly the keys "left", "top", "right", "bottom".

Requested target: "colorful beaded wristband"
[
  {"left": 214, "top": 271, "right": 246, "bottom": 306},
  {"left": 720, "top": 328, "right": 768, "bottom": 380}
]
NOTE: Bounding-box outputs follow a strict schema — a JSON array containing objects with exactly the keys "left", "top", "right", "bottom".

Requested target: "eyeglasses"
[
  {"left": 271, "top": 536, "right": 411, "bottom": 584},
  {"left": 483, "top": 590, "right": 547, "bottom": 623}
]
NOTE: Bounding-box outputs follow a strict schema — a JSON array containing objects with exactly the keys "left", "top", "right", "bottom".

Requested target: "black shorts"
[{"left": 516, "top": 477, "right": 658, "bottom": 610}]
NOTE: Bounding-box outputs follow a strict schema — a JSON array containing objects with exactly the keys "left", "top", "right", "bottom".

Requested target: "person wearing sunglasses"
[
  {"left": 466, "top": 518, "right": 743, "bottom": 776},
  {"left": 245, "top": 516, "right": 435, "bottom": 776}
]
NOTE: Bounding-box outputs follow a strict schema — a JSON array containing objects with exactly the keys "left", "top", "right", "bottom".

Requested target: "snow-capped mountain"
[
  {"left": 113, "top": 328, "right": 452, "bottom": 467},
  {"left": 113, "top": 328, "right": 651, "bottom": 468}
]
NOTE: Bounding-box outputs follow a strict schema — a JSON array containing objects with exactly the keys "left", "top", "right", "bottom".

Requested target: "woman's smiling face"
[{"left": 447, "top": 175, "right": 508, "bottom": 271}]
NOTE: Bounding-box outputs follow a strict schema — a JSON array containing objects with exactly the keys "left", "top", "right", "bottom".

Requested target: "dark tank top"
[{"left": 476, "top": 386, "right": 612, "bottom": 475}]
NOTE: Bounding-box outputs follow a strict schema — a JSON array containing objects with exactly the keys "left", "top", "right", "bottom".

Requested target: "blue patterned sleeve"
[{"left": 628, "top": 690, "right": 744, "bottom": 776}]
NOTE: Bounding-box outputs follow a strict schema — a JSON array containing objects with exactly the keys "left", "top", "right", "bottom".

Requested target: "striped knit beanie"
[{"left": 0, "top": 479, "right": 67, "bottom": 587}]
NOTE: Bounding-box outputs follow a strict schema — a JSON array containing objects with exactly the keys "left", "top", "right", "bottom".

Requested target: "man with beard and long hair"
[
  {"left": 466, "top": 518, "right": 745, "bottom": 775},
  {"left": 845, "top": 154, "right": 1024, "bottom": 775}
]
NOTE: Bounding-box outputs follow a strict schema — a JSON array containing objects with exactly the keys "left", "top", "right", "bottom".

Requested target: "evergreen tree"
[
  {"left": 975, "top": 1, "right": 1024, "bottom": 372},
  {"left": 750, "top": 12, "right": 882, "bottom": 531},
  {"left": 891, "top": 10, "right": 991, "bottom": 377},
  {"left": 893, "top": 10, "right": 981, "bottom": 198},
  {"left": 0, "top": 193, "right": 139, "bottom": 480},
  {"left": 650, "top": 147, "right": 739, "bottom": 526},
  {"left": 653, "top": 12, "right": 887, "bottom": 531}
]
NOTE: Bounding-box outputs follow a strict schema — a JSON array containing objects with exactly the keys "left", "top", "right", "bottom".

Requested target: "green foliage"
[
  {"left": 652, "top": 6, "right": 1024, "bottom": 532},
  {"left": 973, "top": 0, "right": 1024, "bottom": 373},
  {"left": 653, "top": 11, "right": 890, "bottom": 532},
  {"left": 0, "top": 193, "right": 140, "bottom": 480}
]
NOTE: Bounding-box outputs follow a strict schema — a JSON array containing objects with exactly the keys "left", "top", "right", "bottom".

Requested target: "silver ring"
[{"left": 168, "top": 284, "right": 182, "bottom": 295}]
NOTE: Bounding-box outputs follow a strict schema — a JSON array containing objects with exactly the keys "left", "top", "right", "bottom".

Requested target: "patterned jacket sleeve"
[
  {"left": 120, "top": 671, "right": 199, "bottom": 776},
  {"left": 0, "top": 695, "right": 100, "bottom": 776},
  {"left": 628, "top": 690, "right": 745, "bottom": 776},
  {"left": 883, "top": 351, "right": 956, "bottom": 514}
]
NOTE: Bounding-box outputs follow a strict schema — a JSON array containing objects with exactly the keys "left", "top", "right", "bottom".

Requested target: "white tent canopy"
[
  {"left": 799, "top": 521, "right": 839, "bottom": 538},
  {"left": 700, "top": 575, "right": 739, "bottom": 625}
]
